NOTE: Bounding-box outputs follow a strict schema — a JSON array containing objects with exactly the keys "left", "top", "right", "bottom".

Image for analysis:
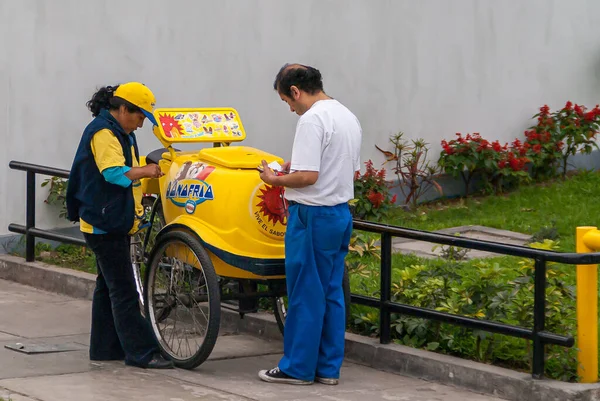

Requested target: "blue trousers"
[
  {"left": 84, "top": 233, "right": 159, "bottom": 366},
  {"left": 278, "top": 202, "right": 353, "bottom": 381}
]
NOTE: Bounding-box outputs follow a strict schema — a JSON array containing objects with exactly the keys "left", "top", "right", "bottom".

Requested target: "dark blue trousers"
[
  {"left": 84, "top": 233, "right": 158, "bottom": 366},
  {"left": 278, "top": 202, "right": 353, "bottom": 381}
]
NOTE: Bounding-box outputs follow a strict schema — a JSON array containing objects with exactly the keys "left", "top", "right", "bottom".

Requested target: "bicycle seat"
[{"left": 146, "top": 148, "right": 179, "bottom": 165}]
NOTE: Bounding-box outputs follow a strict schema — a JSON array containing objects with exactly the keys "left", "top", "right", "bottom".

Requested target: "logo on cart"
[
  {"left": 249, "top": 183, "right": 288, "bottom": 240},
  {"left": 167, "top": 161, "right": 216, "bottom": 213}
]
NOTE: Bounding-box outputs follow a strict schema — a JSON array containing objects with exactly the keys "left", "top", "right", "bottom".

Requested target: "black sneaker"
[
  {"left": 125, "top": 353, "right": 174, "bottom": 369},
  {"left": 258, "top": 367, "right": 312, "bottom": 385},
  {"left": 315, "top": 377, "right": 339, "bottom": 385}
]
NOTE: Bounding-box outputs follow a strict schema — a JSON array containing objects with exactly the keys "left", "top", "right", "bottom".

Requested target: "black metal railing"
[
  {"left": 351, "top": 219, "right": 600, "bottom": 379},
  {"left": 7, "top": 161, "right": 85, "bottom": 262},
  {"left": 8, "top": 160, "right": 600, "bottom": 379}
]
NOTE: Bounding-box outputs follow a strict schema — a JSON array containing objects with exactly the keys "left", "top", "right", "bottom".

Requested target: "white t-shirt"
[{"left": 285, "top": 99, "right": 362, "bottom": 206}]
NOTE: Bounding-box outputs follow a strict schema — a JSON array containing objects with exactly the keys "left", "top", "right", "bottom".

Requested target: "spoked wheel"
[
  {"left": 144, "top": 230, "right": 221, "bottom": 369},
  {"left": 273, "top": 266, "right": 351, "bottom": 336}
]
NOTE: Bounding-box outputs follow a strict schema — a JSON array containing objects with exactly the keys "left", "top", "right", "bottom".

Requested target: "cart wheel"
[
  {"left": 144, "top": 230, "right": 220, "bottom": 369},
  {"left": 273, "top": 266, "right": 351, "bottom": 336}
]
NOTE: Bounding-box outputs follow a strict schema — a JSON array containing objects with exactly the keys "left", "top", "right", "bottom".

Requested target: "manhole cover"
[{"left": 5, "top": 342, "right": 86, "bottom": 354}]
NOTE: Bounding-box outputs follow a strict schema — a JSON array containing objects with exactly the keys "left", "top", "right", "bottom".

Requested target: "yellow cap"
[{"left": 114, "top": 82, "right": 158, "bottom": 126}]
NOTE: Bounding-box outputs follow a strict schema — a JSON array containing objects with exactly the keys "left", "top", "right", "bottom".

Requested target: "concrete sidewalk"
[{"left": 0, "top": 279, "right": 503, "bottom": 401}]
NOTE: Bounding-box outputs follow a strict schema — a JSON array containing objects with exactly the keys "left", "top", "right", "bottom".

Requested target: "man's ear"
[{"left": 290, "top": 86, "right": 301, "bottom": 100}]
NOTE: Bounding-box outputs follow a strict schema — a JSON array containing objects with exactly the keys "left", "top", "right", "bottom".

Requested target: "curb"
[
  {"left": 1, "top": 254, "right": 599, "bottom": 401},
  {"left": 0, "top": 255, "right": 96, "bottom": 300}
]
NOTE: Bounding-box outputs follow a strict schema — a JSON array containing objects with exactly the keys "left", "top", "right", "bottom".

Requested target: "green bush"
[
  {"left": 346, "top": 235, "right": 579, "bottom": 382},
  {"left": 352, "top": 160, "right": 396, "bottom": 221}
]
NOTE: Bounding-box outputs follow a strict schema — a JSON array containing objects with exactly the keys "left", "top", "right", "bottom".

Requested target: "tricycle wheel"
[
  {"left": 273, "top": 266, "right": 351, "bottom": 336},
  {"left": 144, "top": 230, "right": 220, "bottom": 369}
]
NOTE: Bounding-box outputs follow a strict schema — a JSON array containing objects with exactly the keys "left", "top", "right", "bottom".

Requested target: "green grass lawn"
[{"left": 385, "top": 169, "right": 600, "bottom": 253}]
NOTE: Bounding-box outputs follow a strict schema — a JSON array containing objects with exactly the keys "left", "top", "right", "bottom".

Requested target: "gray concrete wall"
[{"left": 2, "top": 0, "right": 600, "bottom": 234}]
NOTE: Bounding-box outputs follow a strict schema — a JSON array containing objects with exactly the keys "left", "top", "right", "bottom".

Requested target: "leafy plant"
[
  {"left": 41, "top": 177, "right": 69, "bottom": 220},
  {"left": 432, "top": 241, "right": 470, "bottom": 262},
  {"left": 524, "top": 102, "right": 600, "bottom": 180},
  {"left": 376, "top": 132, "right": 442, "bottom": 209},
  {"left": 438, "top": 133, "right": 531, "bottom": 197},
  {"left": 529, "top": 220, "right": 560, "bottom": 244},
  {"left": 346, "top": 233, "right": 380, "bottom": 278},
  {"left": 552, "top": 102, "right": 600, "bottom": 178},
  {"left": 348, "top": 239, "right": 580, "bottom": 381},
  {"left": 496, "top": 139, "right": 533, "bottom": 192},
  {"left": 352, "top": 160, "right": 396, "bottom": 221},
  {"left": 524, "top": 104, "right": 564, "bottom": 180}
]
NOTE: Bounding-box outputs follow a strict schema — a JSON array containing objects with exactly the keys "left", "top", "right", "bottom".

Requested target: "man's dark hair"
[{"left": 273, "top": 63, "right": 324, "bottom": 98}]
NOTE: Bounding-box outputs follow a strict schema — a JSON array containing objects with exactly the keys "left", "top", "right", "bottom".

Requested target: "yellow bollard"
[{"left": 576, "top": 226, "right": 599, "bottom": 383}]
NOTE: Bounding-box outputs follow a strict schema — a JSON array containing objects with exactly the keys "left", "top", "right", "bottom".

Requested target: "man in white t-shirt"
[{"left": 258, "top": 64, "right": 362, "bottom": 385}]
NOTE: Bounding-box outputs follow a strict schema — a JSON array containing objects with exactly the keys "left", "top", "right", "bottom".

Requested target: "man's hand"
[
  {"left": 258, "top": 159, "right": 318, "bottom": 188},
  {"left": 281, "top": 161, "right": 291, "bottom": 173},
  {"left": 259, "top": 160, "right": 277, "bottom": 185}
]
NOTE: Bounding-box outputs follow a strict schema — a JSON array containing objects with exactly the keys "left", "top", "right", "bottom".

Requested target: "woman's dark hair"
[
  {"left": 86, "top": 85, "right": 141, "bottom": 117},
  {"left": 273, "top": 64, "right": 324, "bottom": 98}
]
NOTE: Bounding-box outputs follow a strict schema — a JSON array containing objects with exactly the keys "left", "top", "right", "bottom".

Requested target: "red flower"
[
  {"left": 498, "top": 160, "right": 507, "bottom": 169},
  {"left": 533, "top": 144, "right": 542, "bottom": 153},
  {"left": 367, "top": 191, "right": 385, "bottom": 208},
  {"left": 364, "top": 160, "right": 375, "bottom": 178},
  {"left": 476, "top": 139, "right": 490, "bottom": 152},
  {"left": 391, "top": 194, "right": 397, "bottom": 204},
  {"left": 564, "top": 101, "right": 573, "bottom": 111},
  {"left": 583, "top": 109, "right": 596, "bottom": 122},
  {"left": 540, "top": 105, "right": 551, "bottom": 116},
  {"left": 513, "top": 157, "right": 528, "bottom": 171},
  {"left": 441, "top": 140, "right": 455, "bottom": 155},
  {"left": 575, "top": 104, "right": 584, "bottom": 116},
  {"left": 541, "top": 132, "right": 551, "bottom": 143},
  {"left": 556, "top": 141, "right": 564, "bottom": 151},
  {"left": 492, "top": 141, "right": 503, "bottom": 152}
]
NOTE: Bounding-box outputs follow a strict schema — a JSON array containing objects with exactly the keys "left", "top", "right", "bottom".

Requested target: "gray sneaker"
[
  {"left": 258, "top": 367, "right": 313, "bottom": 385},
  {"left": 315, "top": 377, "right": 339, "bottom": 385}
]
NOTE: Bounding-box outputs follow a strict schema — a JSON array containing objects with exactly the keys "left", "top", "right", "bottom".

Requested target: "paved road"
[{"left": 0, "top": 279, "right": 504, "bottom": 401}]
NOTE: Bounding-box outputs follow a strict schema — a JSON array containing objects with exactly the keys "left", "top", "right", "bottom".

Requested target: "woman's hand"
[
  {"left": 143, "top": 164, "right": 164, "bottom": 178},
  {"left": 125, "top": 164, "right": 164, "bottom": 181}
]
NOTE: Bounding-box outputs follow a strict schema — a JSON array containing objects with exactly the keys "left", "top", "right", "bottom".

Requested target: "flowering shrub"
[
  {"left": 496, "top": 139, "right": 532, "bottom": 190},
  {"left": 551, "top": 102, "right": 600, "bottom": 177},
  {"left": 438, "top": 133, "right": 530, "bottom": 196},
  {"left": 438, "top": 133, "right": 486, "bottom": 196},
  {"left": 352, "top": 160, "right": 397, "bottom": 221},
  {"left": 524, "top": 104, "right": 564, "bottom": 180},
  {"left": 525, "top": 102, "right": 600, "bottom": 180}
]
